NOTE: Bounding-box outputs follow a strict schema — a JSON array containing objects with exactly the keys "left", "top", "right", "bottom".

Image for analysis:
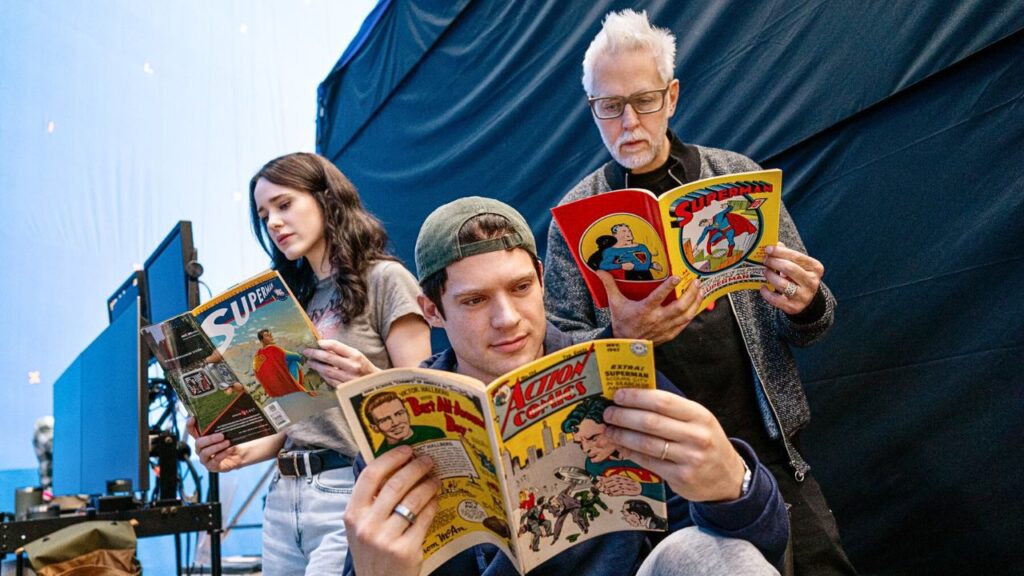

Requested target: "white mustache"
[{"left": 616, "top": 130, "right": 650, "bottom": 149}]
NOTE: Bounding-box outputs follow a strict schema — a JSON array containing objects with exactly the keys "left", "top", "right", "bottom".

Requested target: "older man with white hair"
[{"left": 545, "top": 9, "right": 856, "bottom": 575}]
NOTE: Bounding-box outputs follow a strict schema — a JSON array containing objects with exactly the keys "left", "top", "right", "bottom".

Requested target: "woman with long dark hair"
[{"left": 192, "top": 152, "right": 430, "bottom": 574}]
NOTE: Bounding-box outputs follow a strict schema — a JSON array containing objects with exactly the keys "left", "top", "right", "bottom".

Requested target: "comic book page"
[
  {"left": 189, "top": 270, "right": 336, "bottom": 435},
  {"left": 336, "top": 369, "right": 517, "bottom": 576},
  {"left": 658, "top": 169, "right": 782, "bottom": 312},
  {"left": 551, "top": 189, "right": 669, "bottom": 308},
  {"left": 141, "top": 313, "right": 276, "bottom": 444},
  {"left": 485, "top": 339, "right": 666, "bottom": 574}
]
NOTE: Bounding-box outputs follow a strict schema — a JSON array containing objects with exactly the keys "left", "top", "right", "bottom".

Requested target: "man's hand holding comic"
[
  {"left": 601, "top": 389, "right": 747, "bottom": 503},
  {"left": 759, "top": 242, "right": 825, "bottom": 315}
]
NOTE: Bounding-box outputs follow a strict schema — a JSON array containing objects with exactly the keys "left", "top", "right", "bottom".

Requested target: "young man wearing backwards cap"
[{"left": 342, "top": 197, "right": 789, "bottom": 576}]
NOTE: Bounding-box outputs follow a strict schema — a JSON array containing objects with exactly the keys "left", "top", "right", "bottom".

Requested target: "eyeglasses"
[{"left": 588, "top": 85, "right": 671, "bottom": 120}]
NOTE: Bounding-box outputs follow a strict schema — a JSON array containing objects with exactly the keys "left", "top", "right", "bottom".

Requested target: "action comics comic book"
[
  {"left": 336, "top": 339, "right": 666, "bottom": 576},
  {"left": 551, "top": 169, "right": 782, "bottom": 312},
  {"left": 142, "top": 270, "right": 335, "bottom": 444}
]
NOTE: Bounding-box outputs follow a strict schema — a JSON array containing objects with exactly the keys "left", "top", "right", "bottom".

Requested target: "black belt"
[{"left": 276, "top": 449, "right": 352, "bottom": 477}]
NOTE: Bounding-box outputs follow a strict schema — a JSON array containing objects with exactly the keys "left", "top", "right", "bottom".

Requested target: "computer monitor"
[
  {"left": 107, "top": 270, "right": 148, "bottom": 324},
  {"left": 145, "top": 221, "right": 200, "bottom": 325},
  {"left": 53, "top": 297, "right": 149, "bottom": 494}
]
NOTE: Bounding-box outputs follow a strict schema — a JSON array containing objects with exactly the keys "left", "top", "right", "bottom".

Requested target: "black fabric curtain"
[{"left": 318, "top": 2, "right": 1024, "bottom": 573}]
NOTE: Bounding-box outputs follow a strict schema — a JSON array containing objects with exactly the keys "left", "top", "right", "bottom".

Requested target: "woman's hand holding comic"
[{"left": 304, "top": 338, "right": 380, "bottom": 388}]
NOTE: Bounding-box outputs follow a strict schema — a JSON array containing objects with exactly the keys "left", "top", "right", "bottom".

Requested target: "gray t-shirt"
[{"left": 283, "top": 260, "right": 424, "bottom": 455}]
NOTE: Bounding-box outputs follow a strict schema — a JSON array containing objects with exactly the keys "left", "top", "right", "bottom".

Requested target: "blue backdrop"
[{"left": 317, "top": 1, "right": 1024, "bottom": 573}]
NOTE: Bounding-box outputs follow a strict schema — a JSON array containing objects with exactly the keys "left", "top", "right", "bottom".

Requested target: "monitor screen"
[
  {"left": 108, "top": 270, "right": 148, "bottom": 324},
  {"left": 53, "top": 297, "right": 149, "bottom": 494},
  {"left": 145, "top": 221, "right": 199, "bottom": 324}
]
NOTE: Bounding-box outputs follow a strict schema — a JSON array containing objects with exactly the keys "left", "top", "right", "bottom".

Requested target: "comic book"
[
  {"left": 141, "top": 270, "right": 336, "bottom": 444},
  {"left": 551, "top": 169, "right": 782, "bottom": 312},
  {"left": 336, "top": 339, "right": 667, "bottom": 576}
]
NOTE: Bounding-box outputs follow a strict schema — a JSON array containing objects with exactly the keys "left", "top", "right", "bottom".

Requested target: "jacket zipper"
[{"left": 727, "top": 293, "right": 806, "bottom": 482}]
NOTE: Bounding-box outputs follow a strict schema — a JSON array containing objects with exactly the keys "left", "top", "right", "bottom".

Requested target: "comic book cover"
[
  {"left": 337, "top": 370, "right": 514, "bottom": 575},
  {"left": 142, "top": 270, "right": 336, "bottom": 444},
  {"left": 551, "top": 169, "right": 782, "bottom": 312},
  {"left": 486, "top": 339, "right": 664, "bottom": 573},
  {"left": 335, "top": 339, "right": 664, "bottom": 575}
]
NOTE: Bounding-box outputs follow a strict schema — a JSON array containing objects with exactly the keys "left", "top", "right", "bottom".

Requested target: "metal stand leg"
[{"left": 209, "top": 472, "right": 221, "bottom": 576}]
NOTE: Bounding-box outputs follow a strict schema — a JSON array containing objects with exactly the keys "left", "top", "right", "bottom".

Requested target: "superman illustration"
[
  {"left": 694, "top": 204, "right": 757, "bottom": 258},
  {"left": 252, "top": 329, "right": 313, "bottom": 398},
  {"left": 590, "top": 223, "right": 662, "bottom": 281}
]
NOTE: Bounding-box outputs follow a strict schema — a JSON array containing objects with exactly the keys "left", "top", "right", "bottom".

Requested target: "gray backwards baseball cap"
[{"left": 415, "top": 196, "right": 538, "bottom": 281}]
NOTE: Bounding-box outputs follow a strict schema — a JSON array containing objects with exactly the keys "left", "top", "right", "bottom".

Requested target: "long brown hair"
[{"left": 249, "top": 152, "right": 395, "bottom": 322}]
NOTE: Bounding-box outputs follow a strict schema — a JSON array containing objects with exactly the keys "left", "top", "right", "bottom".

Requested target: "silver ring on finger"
[
  {"left": 393, "top": 503, "right": 417, "bottom": 525},
  {"left": 783, "top": 281, "right": 798, "bottom": 298}
]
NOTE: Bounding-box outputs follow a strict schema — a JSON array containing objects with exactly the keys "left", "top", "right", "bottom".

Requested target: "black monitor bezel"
[{"left": 107, "top": 270, "right": 149, "bottom": 324}]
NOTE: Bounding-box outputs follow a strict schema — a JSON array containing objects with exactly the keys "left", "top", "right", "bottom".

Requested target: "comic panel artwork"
[
  {"left": 578, "top": 213, "right": 669, "bottom": 282},
  {"left": 347, "top": 379, "right": 514, "bottom": 565},
  {"left": 489, "top": 341, "right": 666, "bottom": 566}
]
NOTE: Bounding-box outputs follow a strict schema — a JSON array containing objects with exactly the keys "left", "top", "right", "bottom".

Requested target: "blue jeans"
[
  {"left": 637, "top": 527, "right": 780, "bottom": 576},
  {"left": 262, "top": 465, "right": 354, "bottom": 575}
]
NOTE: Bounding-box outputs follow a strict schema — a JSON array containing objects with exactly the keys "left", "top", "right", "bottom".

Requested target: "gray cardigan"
[{"left": 543, "top": 142, "right": 836, "bottom": 479}]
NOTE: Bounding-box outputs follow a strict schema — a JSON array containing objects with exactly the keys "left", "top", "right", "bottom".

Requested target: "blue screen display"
[
  {"left": 54, "top": 298, "right": 146, "bottom": 495},
  {"left": 146, "top": 229, "right": 189, "bottom": 324}
]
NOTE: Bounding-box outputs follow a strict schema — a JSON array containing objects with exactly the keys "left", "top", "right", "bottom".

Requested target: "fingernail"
[
  {"left": 614, "top": 389, "right": 627, "bottom": 402},
  {"left": 670, "top": 276, "right": 681, "bottom": 286},
  {"left": 693, "top": 279, "right": 701, "bottom": 288},
  {"left": 603, "top": 406, "right": 617, "bottom": 422},
  {"left": 765, "top": 246, "right": 774, "bottom": 254},
  {"left": 396, "top": 445, "right": 414, "bottom": 456}
]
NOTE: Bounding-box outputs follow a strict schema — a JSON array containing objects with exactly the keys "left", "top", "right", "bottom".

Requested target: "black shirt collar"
[{"left": 602, "top": 130, "right": 701, "bottom": 194}]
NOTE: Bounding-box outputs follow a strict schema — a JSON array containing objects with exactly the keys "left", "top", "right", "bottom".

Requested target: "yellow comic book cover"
[
  {"left": 486, "top": 339, "right": 664, "bottom": 572},
  {"left": 659, "top": 169, "right": 782, "bottom": 311}
]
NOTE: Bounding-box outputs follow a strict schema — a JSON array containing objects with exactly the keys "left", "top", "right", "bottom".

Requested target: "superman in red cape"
[
  {"left": 252, "top": 329, "right": 313, "bottom": 398},
  {"left": 695, "top": 204, "right": 757, "bottom": 258}
]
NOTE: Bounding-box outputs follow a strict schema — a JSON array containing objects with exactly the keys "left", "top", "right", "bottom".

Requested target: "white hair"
[{"left": 581, "top": 9, "right": 677, "bottom": 95}]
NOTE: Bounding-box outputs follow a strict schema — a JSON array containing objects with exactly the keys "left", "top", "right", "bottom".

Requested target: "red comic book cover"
[{"left": 551, "top": 190, "right": 670, "bottom": 308}]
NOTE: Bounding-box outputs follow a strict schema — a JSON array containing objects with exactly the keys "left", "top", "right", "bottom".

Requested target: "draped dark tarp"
[{"left": 318, "top": 1, "right": 1024, "bottom": 573}]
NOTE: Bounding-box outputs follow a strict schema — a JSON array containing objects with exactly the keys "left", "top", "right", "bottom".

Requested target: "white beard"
[{"left": 604, "top": 128, "right": 662, "bottom": 171}]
